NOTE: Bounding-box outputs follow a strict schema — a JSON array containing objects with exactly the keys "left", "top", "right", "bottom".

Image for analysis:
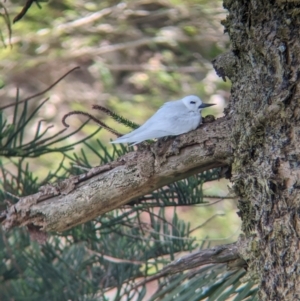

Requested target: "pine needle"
[
  {"left": 92, "top": 104, "right": 139, "bottom": 130},
  {"left": 62, "top": 110, "right": 122, "bottom": 137}
]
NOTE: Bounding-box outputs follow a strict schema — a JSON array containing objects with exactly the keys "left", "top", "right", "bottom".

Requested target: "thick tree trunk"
[{"left": 218, "top": 0, "right": 300, "bottom": 299}]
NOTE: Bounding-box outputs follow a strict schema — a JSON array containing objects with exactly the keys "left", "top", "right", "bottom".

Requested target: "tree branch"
[
  {"left": 1, "top": 116, "right": 232, "bottom": 232},
  {"left": 133, "top": 242, "right": 245, "bottom": 289}
]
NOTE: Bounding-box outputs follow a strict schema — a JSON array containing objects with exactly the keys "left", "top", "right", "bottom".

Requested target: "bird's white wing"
[{"left": 112, "top": 101, "right": 201, "bottom": 144}]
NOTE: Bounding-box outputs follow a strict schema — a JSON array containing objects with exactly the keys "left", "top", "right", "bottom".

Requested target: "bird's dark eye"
[{"left": 190, "top": 101, "right": 196, "bottom": 104}]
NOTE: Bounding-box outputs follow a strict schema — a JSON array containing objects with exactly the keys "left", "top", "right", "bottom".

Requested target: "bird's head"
[{"left": 182, "top": 95, "right": 215, "bottom": 112}]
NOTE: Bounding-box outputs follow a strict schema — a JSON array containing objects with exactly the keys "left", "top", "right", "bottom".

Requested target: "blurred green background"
[{"left": 0, "top": 0, "right": 238, "bottom": 244}]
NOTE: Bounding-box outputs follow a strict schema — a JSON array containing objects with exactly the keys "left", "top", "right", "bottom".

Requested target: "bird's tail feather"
[{"left": 111, "top": 130, "right": 173, "bottom": 145}]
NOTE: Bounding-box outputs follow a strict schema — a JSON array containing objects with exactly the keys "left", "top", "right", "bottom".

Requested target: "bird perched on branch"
[{"left": 111, "top": 95, "right": 215, "bottom": 145}]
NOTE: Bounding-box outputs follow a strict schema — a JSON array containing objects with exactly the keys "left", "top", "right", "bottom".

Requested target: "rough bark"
[
  {"left": 1, "top": 117, "right": 232, "bottom": 232},
  {"left": 4, "top": 1, "right": 300, "bottom": 299},
  {"left": 217, "top": 0, "right": 300, "bottom": 299}
]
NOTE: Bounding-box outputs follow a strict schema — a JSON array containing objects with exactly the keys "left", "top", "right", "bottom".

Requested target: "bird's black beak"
[{"left": 198, "top": 103, "right": 215, "bottom": 109}]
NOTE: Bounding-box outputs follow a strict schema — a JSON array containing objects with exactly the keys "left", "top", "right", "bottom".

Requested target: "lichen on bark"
[{"left": 220, "top": 0, "right": 300, "bottom": 299}]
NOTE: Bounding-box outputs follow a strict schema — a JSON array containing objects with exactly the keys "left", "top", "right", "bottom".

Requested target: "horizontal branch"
[
  {"left": 1, "top": 116, "right": 232, "bottom": 232},
  {"left": 161, "top": 242, "right": 242, "bottom": 274},
  {"left": 134, "top": 242, "right": 245, "bottom": 289}
]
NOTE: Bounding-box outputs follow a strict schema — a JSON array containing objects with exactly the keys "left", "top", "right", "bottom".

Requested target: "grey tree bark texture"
[
  {"left": 217, "top": 0, "right": 300, "bottom": 300},
  {"left": 2, "top": 0, "right": 300, "bottom": 300}
]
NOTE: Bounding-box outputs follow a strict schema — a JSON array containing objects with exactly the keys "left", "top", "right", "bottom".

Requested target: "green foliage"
[
  {"left": 0, "top": 0, "right": 250, "bottom": 300},
  {"left": 92, "top": 105, "right": 139, "bottom": 131},
  {"left": 0, "top": 99, "right": 101, "bottom": 158},
  {"left": 148, "top": 266, "right": 258, "bottom": 301},
  {"left": 0, "top": 92, "right": 254, "bottom": 300},
  {"left": 0, "top": 3, "right": 11, "bottom": 48}
]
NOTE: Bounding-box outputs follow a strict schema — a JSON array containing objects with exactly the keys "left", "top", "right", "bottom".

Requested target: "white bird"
[{"left": 111, "top": 95, "right": 214, "bottom": 145}]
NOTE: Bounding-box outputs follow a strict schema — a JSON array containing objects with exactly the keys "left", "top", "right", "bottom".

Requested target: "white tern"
[{"left": 111, "top": 95, "right": 214, "bottom": 145}]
